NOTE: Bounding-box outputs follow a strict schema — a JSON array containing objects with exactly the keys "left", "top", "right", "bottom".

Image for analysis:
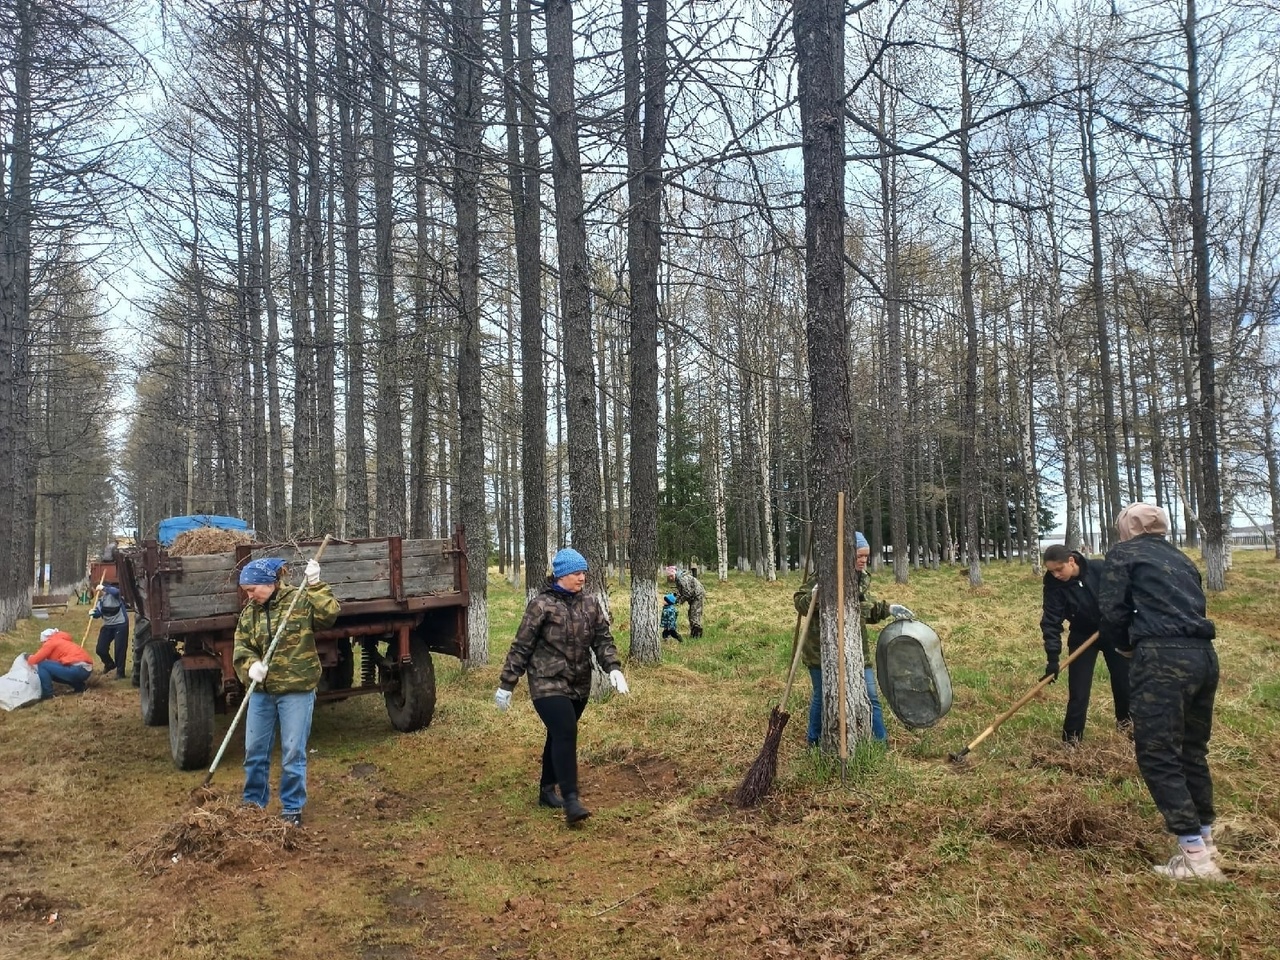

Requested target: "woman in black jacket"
[{"left": 1040, "top": 544, "right": 1131, "bottom": 742}]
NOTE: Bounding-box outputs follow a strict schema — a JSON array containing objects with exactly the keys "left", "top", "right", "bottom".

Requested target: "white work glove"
[
  {"left": 494, "top": 688, "right": 512, "bottom": 711},
  {"left": 889, "top": 604, "right": 915, "bottom": 621},
  {"left": 305, "top": 559, "right": 322, "bottom": 586},
  {"left": 609, "top": 670, "right": 630, "bottom": 695},
  {"left": 247, "top": 661, "right": 268, "bottom": 683}
]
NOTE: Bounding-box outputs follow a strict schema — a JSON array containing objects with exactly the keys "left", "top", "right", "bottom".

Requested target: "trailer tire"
[
  {"left": 383, "top": 635, "right": 436, "bottom": 732},
  {"left": 169, "top": 664, "right": 217, "bottom": 771},
  {"left": 130, "top": 617, "right": 152, "bottom": 688},
  {"left": 140, "top": 640, "right": 179, "bottom": 726}
]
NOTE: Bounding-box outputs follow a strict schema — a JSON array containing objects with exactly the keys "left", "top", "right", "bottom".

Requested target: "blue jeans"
[
  {"left": 807, "top": 665, "right": 888, "bottom": 745},
  {"left": 36, "top": 661, "right": 91, "bottom": 699},
  {"left": 243, "top": 689, "right": 316, "bottom": 814}
]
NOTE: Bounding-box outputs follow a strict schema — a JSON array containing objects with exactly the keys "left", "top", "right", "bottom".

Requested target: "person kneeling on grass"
[
  {"left": 28, "top": 628, "right": 93, "bottom": 699},
  {"left": 233, "top": 556, "right": 340, "bottom": 828},
  {"left": 494, "top": 548, "right": 630, "bottom": 826}
]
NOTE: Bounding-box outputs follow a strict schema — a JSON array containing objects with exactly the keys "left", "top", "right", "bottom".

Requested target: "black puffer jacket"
[
  {"left": 1040, "top": 551, "right": 1103, "bottom": 659},
  {"left": 499, "top": 580, "right": 622, "bottom": 701}
]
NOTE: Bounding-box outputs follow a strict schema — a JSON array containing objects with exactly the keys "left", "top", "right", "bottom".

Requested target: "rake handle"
[
  {"left": 781, "top": 583, "right": 820, "bottom": 710},
  {"left": 952, "top": 631, "right": 1101, "bottom": 759}
]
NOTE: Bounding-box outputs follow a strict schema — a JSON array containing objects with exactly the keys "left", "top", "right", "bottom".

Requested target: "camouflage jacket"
[
  {"left": 1098, "top": 534, "right": 1214, "bottom": 648},
  {"left": 500, "top": 580, "right": 622, "bottom": 701},
  {"left": 233, "top": 581, "right": 341, "bottom": 694},
  {"left": 1040, "top": 551, "right": 1103, "bottom": 657},
  {"left": 793, "top": 570, "right": 890, "bottom": 667},
  {"left": 673, "top": 570, "right": 705, "bottom": 602}
]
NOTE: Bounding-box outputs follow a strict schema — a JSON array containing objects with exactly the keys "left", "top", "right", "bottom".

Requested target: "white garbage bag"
[{"left": 0, "top": 654, "right": 42, "bottom": 711}]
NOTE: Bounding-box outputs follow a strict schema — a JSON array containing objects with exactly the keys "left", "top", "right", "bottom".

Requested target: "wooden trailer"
[{"left": 115, "top": 532, "right": 469, "bottom": 770}]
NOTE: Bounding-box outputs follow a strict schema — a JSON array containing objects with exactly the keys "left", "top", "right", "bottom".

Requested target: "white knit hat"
[{"left": 40, "top": 628, "right": 57, "bottom": 642}]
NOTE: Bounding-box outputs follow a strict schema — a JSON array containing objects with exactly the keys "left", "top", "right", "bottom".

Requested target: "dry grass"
[
  {"left": 2, "top": 552, "right": 1279, "bottom": 960},
  {"left": 167, "top": 527, "right": 254, "bottom": 556}
]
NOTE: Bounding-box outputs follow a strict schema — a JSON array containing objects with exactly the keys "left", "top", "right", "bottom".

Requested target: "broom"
[{"left": 732, "top": 581, "right": 820, "bottom": 808}]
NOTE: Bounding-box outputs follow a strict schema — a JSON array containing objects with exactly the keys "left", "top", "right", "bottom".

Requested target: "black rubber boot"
[
  {"left": 538, "top": 784, "right": 564, "bottom": 809},
  {"left": 563, "top": 793, "right": 591, "bottom": 825}
]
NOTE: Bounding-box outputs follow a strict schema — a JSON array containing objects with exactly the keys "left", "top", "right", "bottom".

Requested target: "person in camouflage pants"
[
  {"left": 234, "top": 556, "right": 340, "bottom": 826},
  {"left": 1099, "top": 503, "right": 1224, "bottom": 882},
  {"left": 666, "top": 566, "right": 706, "bottom": 637}
]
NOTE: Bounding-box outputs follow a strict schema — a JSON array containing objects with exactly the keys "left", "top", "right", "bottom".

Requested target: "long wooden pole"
[
  {"left": 80, "top": 573, "right": 107, "bottom": 650},
  {"left": 836, "top": 492, "right": 848, "bottom": 782}
]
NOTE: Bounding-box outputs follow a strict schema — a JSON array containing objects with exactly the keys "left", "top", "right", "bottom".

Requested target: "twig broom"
[{"left": 732, "top": 581, "right": 820, "bottom": 808}]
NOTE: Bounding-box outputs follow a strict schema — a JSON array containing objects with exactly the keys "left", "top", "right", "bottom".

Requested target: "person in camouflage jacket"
[
  {"left": 793, "top": 531, "right": 891, "bottom": 747},
  {"left": 1099, "top": 503, "right": 1224, "bottom": 882},
  {"left": 666, "top": 566, "right": 707, "bottom": 637},
  {"left": 233, "top": 556, "right": 340, "bottom": 826},
  {"left": 495, "top": 548, "right": 629, "bottom": 825}
]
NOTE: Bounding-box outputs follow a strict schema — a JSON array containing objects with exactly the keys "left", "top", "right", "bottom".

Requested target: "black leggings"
[{"left": 533, "top": 695, "right": 588, "bottom": 797}]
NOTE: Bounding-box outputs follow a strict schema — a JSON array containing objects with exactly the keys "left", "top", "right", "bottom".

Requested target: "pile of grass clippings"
[
  {"left": 130, "top": 795, "right": 314, "bottom": 876},
  {"left": 981, "top": 784, "right": 1147, "bottom": 849},
  {"left": 169, "top": 527, "right": 254, "bottom": 556}
]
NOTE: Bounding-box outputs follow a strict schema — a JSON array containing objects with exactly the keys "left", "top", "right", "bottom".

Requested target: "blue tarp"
[{"left": 157, "top": 515, "right": 253, "bottom": 546}]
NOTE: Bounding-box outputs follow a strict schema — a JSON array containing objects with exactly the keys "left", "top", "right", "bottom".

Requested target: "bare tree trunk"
[
  {"left": 452, "top": 0, "right": 490, "bottom": 664},
  {"left": 794, "top": 0, "right": 870, "bottom": 751},
  {"left": 336, "top": 0, "right": 369, "bottom": 538},
  {"left": 956, "top": 14, "right": 982, "bottom": 586},
  {"left": 1184, "top": 0, "right": 1226, "bottom": 589},
  {"left": 369, "top": 0, "right": 405, "bottom": 534},
  {"left": 623, "top": 0, "right": 667, "bottom": 663},
  {"left": 1078, "top": 88, "right": 1122, "bottom": 547},
  {"left": 503, "top": 0, "right": 547, "bottom": 595},
  {"left": 305, "top": 4, "right": 336, "bottom": 536}
]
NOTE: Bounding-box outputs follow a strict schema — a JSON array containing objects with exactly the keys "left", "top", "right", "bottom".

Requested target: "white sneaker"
[{"left": 1153, "top": 847, "right": 1226, "bottom": 882}]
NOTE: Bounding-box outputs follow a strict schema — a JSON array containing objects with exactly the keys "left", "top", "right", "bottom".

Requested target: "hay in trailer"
[
  {"left": 169, "top": 527, "right": 255, "bottom": 556},
  {"left": 130, "top": 795, "right": 314, "bottom": 876}
]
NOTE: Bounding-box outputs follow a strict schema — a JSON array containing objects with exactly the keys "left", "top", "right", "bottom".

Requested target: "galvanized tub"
[{"left": 875, "top": 618, "right": 953, "bottom": 729}]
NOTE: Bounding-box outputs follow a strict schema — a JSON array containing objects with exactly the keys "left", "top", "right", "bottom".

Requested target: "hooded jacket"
[
  {"left": 499, "top": 579, "right": 622, "bottom": 701},
  {"left": 1040, "top": 551, "right": 1103, "bottom": 659},
  {"left": 1099, "top": 503, "right": 1214, "bottom": 647},
  {"left": 233, "top": 581, "right": 340, "bottom": 694}
]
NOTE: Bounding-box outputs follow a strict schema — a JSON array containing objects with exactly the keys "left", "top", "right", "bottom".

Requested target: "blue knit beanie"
[
  {"left": 664, "top": 593, "right": 677, "bottom": 605},
  {"left": 552, "top": 548, "right": 589, "bottom": 579},
  {"left": 855, "top": 531, "right": 869, "bottom": 550},
  {"left": 239, "top": 557, "right": 287, "bottom": 586}
]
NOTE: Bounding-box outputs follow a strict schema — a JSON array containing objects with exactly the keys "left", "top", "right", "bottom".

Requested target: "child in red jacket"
[{"left": 27, "top": 628, "right": 93, "bottom": 699}]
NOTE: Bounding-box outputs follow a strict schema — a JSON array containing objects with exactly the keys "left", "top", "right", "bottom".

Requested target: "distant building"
[{"left": 1230, "top": 523, "right": 1273, "bottom": 549}]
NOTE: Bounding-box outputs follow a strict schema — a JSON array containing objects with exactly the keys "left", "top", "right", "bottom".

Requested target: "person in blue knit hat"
[
  {"left": 233, "top": 554, "right": 339, "bottom": 827},
  {"left": 494, "top": 547, "right": 629, "bottom": 825}
]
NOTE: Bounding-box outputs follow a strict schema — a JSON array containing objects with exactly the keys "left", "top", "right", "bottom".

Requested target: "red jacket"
[{"left": 28, "top": 632, "right": 92, "bottom": 668}]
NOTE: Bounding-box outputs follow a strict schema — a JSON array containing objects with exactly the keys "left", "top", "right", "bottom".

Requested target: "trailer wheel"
[
  {"left": 130, "top": 617, "right": 152, "bottom": 688},
  {"left": 139, "top": 640, "right": 179, "bottom": 726},
  {"left": 169, "top": 664, "right": 217, "bottom": 771},
  {"left": 383, "top": 635, "right": 436, "bottom": 732}
]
